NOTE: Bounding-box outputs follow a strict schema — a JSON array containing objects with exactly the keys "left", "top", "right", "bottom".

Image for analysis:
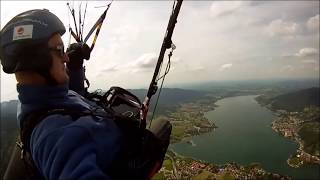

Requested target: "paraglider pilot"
[{"left": 1, "top": 9, "right": 171, "bottom": 180}]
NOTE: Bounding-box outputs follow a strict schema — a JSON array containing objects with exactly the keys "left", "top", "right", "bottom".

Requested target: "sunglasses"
[{"left": 49, "top": 45, "right": 65, "bottom": 57}]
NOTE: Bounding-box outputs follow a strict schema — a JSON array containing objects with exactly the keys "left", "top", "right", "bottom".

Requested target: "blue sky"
[{"left": 1, "top": 1, "right": 319, "bottom": 101}]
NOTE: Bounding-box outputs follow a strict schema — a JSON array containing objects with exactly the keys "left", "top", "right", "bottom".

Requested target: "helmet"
[{"left": 0, "top": 9, "right": 66, "bottom": 73}]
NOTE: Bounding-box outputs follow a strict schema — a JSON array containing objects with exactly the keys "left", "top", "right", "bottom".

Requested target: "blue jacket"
[{"left": 17, "top": 68, "right": 122, "bottom": 180}]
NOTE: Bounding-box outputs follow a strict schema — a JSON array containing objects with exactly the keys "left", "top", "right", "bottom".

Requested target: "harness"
[{"left": 18, "top": 87, "right": 171, "bottom": 180}]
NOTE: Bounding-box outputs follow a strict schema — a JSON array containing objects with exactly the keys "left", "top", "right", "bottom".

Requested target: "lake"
[{"left": 171, "top": 95, "right": 320, "bottom": 179}]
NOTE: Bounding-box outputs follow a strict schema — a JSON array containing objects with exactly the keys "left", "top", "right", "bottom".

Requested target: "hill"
[
  {"left": 1, "top": 100, "right": 19, "bottom": 177},
  {"left": 129, "top": 88, "right": 206, "bottom": 105},
  {"left": 270, "top": 87, "right": 319, "bottom": 112},
  {"left": 128, "top": 88, "right": 208, "bottom": 115},
  {"left": 256, "top": 87, "right": 320, "bottom": 112}
]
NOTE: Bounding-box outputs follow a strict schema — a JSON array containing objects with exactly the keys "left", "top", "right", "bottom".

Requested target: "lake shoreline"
[
  {"left": 171, "top": 95, "right": 320, "bottom": 180},
  {"left": 255, "top": 96, "right": 320, "bottom": 168}
]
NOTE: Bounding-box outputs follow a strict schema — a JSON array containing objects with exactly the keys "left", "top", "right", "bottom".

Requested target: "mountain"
[
  {"left": 129, "top": 88, "right": 206, "bottom": 104},
  {"left": 1, "top": 100, "right": 19, "bottom": 137},
  {"left": 128, "top": 88, "right": 208, "bottom": 115},
  {"left": 1, "top": 100, "right": 19, "bottom": 177},
  {"left": 270, "top": 87, "right": 320, "bottom": 112}
]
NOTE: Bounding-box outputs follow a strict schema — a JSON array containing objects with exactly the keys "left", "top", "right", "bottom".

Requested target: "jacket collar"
[{"left": 17, "top": 83, "right": 68, "bottom": 104}]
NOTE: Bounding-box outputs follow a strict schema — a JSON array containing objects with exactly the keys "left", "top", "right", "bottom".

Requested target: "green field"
[
  {"left": 215, "top": 172, "right": 235, "bottom": 180},
  {"left": 152, "top": 172, "right": 166, "bottom": 180},
  {"left": 163, "top": 159, "right": 173, "bottom": 171},
  {"left": 298, "top": 122, "right": 320, "bottom": 156},
  {"left": 288, "top": 156, "right": 303, "bottom": 167},
  {"left": 192, "top": 170, "right": 214, "bottom": 180}
]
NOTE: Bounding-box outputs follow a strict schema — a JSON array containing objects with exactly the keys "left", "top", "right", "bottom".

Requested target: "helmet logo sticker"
[
  {"left": 17, "top": 27, "right": 24, "bottom": 35},
  {"left": 13, "top": 25, "right": 33, "bottom": 41}
]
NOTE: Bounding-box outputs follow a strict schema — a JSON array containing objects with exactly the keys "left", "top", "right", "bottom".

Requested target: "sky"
[{"left": 0, "top": 1, "right": 319, "bottom": 101}]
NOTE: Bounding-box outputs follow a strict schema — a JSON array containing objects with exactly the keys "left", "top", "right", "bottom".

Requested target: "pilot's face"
[{"left": 48, "top": 33, "right": 70, "bottom": 85}]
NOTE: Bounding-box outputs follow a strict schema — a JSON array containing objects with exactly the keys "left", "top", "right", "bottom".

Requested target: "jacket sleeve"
[
  {"left": 30, "top": 114, "right": 122, "bottom": 180},
  {"left": 66, "top": 43, "right": 90, "bottom": 96},
  {"left": 67, "top": 66, "right": 86, "bottom": 96}
]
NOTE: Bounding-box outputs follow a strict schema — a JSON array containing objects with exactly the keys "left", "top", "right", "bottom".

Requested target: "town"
[
  {"left": 271, "top": 107, "right": 320, "bottom": 167},
  {"left": 153, "top": 150, "right": 290, "bottom": 180},
  {"left": 160, "top": 95, "right": 219, "bottom": 143}
]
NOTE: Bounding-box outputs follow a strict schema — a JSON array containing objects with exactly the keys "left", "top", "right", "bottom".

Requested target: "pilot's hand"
[{"left": 66, "top": 43, "right": 91, "bottom": 70}]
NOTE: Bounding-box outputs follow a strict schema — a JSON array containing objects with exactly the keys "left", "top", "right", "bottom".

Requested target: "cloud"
[
  {"left": 302, "top": 59, "right": 317, "bottom": 64},
  {"left": 281, "top": 48, "right": 319, "bottom": 59},
  {"left": 280, "top": 65, "right": 295, "bottom": 72},
  {"left": 265, "top": 19, "right": 301, "bottom": 37},
  {"left": 210, "top": 1, "right": 251, "bottom": 17},
  {"left": 306, "top": 14, "right": 319, "bottom": 31},
  {"left": 219, "top": 63, "right": 233, "bottom": 71},
  {"left": 101, "top": 65, "right": 119, "bottom": 72},
  {"left": 112, "top": 25, "right": 140, "bottom": 42},
  {"left": 191, "top": 66, "right": 205, "bottom": 72},
  {"left": 127, "top": 53, "right": 157, "bottom": 72},
  {"left": 171, "top": 56, "right": 181, "bottom": 64},
  {"left": 295, "top": 48, "right": 319, "bottom": 57},
  {"left": 1, "top": 1, "right": 319, "bottom": 91}
]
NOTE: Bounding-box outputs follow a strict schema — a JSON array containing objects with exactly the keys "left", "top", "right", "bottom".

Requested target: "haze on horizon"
[{"left": 1, "top": 1, "right": 319, "bottom": 102}]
